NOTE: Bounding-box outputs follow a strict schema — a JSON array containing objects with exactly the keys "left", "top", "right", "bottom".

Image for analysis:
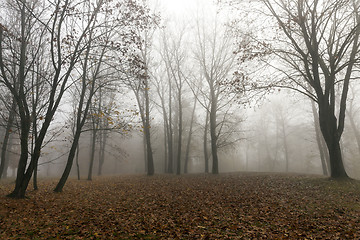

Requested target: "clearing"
[{"left": 0, "top": 173, "right": 360, "bottom": 239}]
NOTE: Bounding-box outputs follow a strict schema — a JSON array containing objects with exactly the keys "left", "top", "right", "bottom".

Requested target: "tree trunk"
[
  {"left": 143, "top": 132, "right": 148, "bottom": 173},
  {"left": 210, "top": 94, "right": 219, "bottom": 174},
  {"left": 318, "top": 103, "right": 348, "bottom": 178},
  {"left": 176, "top": 96, "right": 182, "bottom": 175},
  {"left": 2, "top": 134, "right": 12, "bottom": 179},
  {"left": 0, "top": 98, "right": 16, "bottom": 179},
  {"left": 54, "top": 129, "right": 82, "bottom": 192},
  {"left": 7, "top": 118, "right": 32, "bottom": 198},
  {"left": 327, "top": 139, "right": 347, "bottom": 178},
  {"left": 167, "top": 124, "right": 174, "bottom": 174},
  {"left": 6, "top": 1, "right": 32, "bottom": 198},
  {"left": 281, "top": 121, "right": 289, "bottom": 172},
  {"left": 167, "top": 80, "right": 174, "bottom": 174},
  {"left": 204, "top": 110, "right": 210, "bottom": 173},
  {"left": 76, "top": 143, "right": 80, "bottom": 180},
  {"left": 144, "top": 127, "right": 154, "bottom": 175},
  {"left": 163, "top": 120, "right": 168, "bottom": 173},
  {"left": 33, "top": 159, "right": 38, "bottom": 190},
  {"left": 184, "top": 98, "right": 197, "bottom": 174},
  {"left": 145, "top": 72, "right": 155, "bottom": 175},
  {"left": 245, "top": 140, "right": 249, "bottom": 171},
  {"left": 159, "top": 96, "right": 169, "bottom": 173},
  {"left": 88, "top": 129, "right": 97, "bottom": 181},
  {"left": 311, "top": 100, "right": 329, "bottom": 176},
  {"left": 98, "top": 130, "right": 107, "bottom": 176},
  {"left": 347, "top": 109, "right": 360, "bottom": 157}
]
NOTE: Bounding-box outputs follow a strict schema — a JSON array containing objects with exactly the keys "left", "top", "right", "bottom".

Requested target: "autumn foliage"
[{"left": 0, "top": 174, "right": 359, "bottom": 239}]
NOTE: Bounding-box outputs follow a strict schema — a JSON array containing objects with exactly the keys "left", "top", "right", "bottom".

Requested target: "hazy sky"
[
  {"left": 161, "top": 0, "right": 199, "bottom": 13},
  {"left": 157, "top": 0, "right": 216, "bottom": 17}
]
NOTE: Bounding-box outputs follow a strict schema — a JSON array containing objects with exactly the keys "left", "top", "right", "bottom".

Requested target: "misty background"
[{"left": 1, "top": 0, "right": 360, "bottom": 191}]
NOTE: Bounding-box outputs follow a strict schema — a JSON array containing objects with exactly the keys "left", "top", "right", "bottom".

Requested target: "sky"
[
  {"left": 161, "top": 0, "right": 197, "bottom": 12},
  {"left": 155, "top": 0, "right": 216, "bottom": 18}
]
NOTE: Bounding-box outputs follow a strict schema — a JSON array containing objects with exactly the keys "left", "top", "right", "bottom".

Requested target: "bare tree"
[
  {"left": 193, "top": 11, "right": 237, "bottom": 174},
  {"left": 311, "top": 99, "right": 330, "bottom": 176},
  {"left": 0, "top": 94, "right": 16, "bottom": 179},
  {"left": 227, "top": 0, "right": 360, "bottom": 178},
  {"left": 162, "top": 30, "right": 186, "bottom": 175},
  {"left": 0, "top": 0, "right": 111, "bottom": 198},
  {"left": 55, "top": 0, "right": 154, "bottom": 190}
]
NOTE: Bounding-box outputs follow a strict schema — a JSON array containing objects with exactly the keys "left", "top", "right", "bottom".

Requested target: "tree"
[
  {"left": 116, "top": 35, "right": 157, "bottom": 176},
  {"left": 0, "top": 92, "right": 16, "bottom": 179},
  {"left": 345, "top": 86, "right": 360, "bottom": 157},
  {"left": 54, "top": 11, "right": 104, "bottom": 189},
  {"left": 227, "top": 0, "right": 360, "bottom": 178},
  {"left": 55, "top": 0, "right": 155, "bottom": 190},
  {"left": 311, "top": 99, "right": 330, "bottom": 176},
  {"left": 160, "top": 24, "right": 190, "bottom": 175},
  {"left": 193, "top": 11, "right": 237, "bottom": 174},
  {"left": 184, "top": 94, "right": 198, "bottom": 174},
  {"left": 0, "top": 0, "right": 109, "bottom": 198}
]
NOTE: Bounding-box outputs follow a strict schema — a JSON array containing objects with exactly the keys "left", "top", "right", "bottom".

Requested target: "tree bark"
[
  {"left": 347, "top": 108, "right": 360, "bottom": 157},
  {"left": 311, "top": 100, "right": 329, "bottom": 176},
  {"left": 88, "top": 128, "right": 97, "bottom": 181},
  {"left": 2, "top": 134, "right": 12, "bottom": 179},
  {"left": 176, "top": 94, "right": 182, "bottom": 175},
  {"left": 6, "top": 1, "right": 32, "bottom": 198},
  {"left": 144, "top": 76, "right": 154, "bottom": 175},
  {"left": 319, "top": 102, "right": 348, "bottom": 178},
  {"left": 184, "top": 98, "right": 197, "bottom": 174},
  {"left": 98, "top": 130, "right": 107, "bottom": 176},
  {"left": 281, "top": 121, "right": 289, "bottom": 172},
  {"left": 167, "top": 98, "right": 174, "bottom": 174},
  {"left": 76, "top": 143, "right": 80, "bottom": 180},
  {"left": 0, "top": 98, "right": 16, "bottom": 179},
  {"left": 204, "top": 110, "right": 210, "bottom": 173},
  {"left": 210, "top": 91, "right": 219, "bottom": 174},
  {"left": 54, "top": 129, "right": 82, "bottom": 192}
]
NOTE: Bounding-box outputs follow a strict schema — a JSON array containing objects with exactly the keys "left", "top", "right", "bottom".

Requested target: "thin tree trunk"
[
  {"left": 167, "top": 80, "right": 173, "bottom": 174},
  {"left": 142, "top": 75, "right": 154, "bottom": 175},
  {"left": 347, "top": 109, "right": 360, "bottom": 157},
  {"left": 210, "top": 93, "right": 219, "bottom": 174},
  {"left": 159, "top": 95, "right": 169, "bottom": 173},
  {"left": 184, "top": 98, "right": 197, "bottom": 174},
  {"left": 245, "top": 140, "right": 249, "bottom": 171},
  {"left": 281, "top": 121, "right": 289, "bottom": 172},
  {"left": 204, "top": 110, "right": 209, "bottom": 173},
  {"left": 33, "top": 159, "right": 38, "bottom": 190},
  {"left": 54, "top": 129, "right": 82, "bottom": 192},
  {"left": 2, "top": 134, "right": 13, "bottom": 179},
  {"left": 176, "top": 95, "right": 182, "bottom": 175},
  {"left": 76, "top": 143, "right": 80, "bottom": 180},
  {"left": 98, "top": 130, "right": 107, "bottom": 176},
  {"left": 311, "top": 100, "right": 329, "bottom": 176},
  {"left": 88, "top": 129, "right": 97, "bottom": 181},
  {"left": 0, "top": 98, "right": 16, "bottom": 179},
  {"left": 163, "top": 120, "right": 168, "bottom": 173},
  {"left": 143, "top": 132, "right": 148, "bottom": 173}
]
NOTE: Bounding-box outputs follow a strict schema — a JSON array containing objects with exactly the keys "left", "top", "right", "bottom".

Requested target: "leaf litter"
[{"left": 0, "top": 173, "right": 360, "bottom": 239}]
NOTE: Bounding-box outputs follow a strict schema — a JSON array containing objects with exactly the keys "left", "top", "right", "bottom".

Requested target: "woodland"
[{"left": 1, "top": 0, "right": 360, "bottom": 238}]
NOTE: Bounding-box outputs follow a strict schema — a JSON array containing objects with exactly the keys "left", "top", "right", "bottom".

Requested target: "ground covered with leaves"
[{"left": 1, "top": 173, "right": 360, "bottom": 239}]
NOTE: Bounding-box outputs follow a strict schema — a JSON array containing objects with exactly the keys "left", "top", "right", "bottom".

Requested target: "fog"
[{"left": 0, "top": 0, "right": 360, "bottom": 199}]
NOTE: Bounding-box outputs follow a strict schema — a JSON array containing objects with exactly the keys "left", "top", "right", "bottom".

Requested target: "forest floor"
[{"left": 0, "top": 173, "right": 360, "bottom": 239}]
